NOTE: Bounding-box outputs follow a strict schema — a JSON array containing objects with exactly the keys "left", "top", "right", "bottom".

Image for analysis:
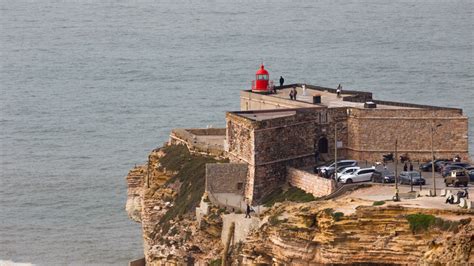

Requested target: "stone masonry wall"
[
  {"left": 205, "top": 163, "right": 247, "bottom": 195},
  {"left": 346, "top": 108, "right": 469, "bottom": 161},
  {"left": 226, "top": 113, "right": 254, "bottom": 165},
  {"left": 287, "top": 167, "right": 335, "bottom": 198},
  {"left": 169, "top": 128, "right": 226, "bottom": 158},
  {"left": 227, "top": 108, "right": 350, "bottom": 203}
]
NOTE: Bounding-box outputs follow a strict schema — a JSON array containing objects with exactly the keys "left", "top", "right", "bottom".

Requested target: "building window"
[{"left": 237, "top": 182, "right": 244, "bottom": 190}]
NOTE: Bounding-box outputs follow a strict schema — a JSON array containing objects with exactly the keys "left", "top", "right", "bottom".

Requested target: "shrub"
[
  {"left": 209, "top": 258, "right": 222, "bottom": 266},
  {"left": 332, "top": 212, "right": 344, "bottom": 221},
  {"left": 373, "top": 201, "right": 385, "bottom": 206}
]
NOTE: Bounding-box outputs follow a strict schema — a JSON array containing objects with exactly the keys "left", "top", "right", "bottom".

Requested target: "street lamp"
[
  {"left": 334, "top": 122, "right": 346, "bottom": 180},
  {"left": 394, "top": 139, "right": 399, "bottom": 201},
  {"left": 430, "top": 122, "right": 442, "bottom": 196}
]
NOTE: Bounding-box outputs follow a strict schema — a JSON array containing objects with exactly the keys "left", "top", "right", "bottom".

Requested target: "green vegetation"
[
  {"left": 406, "top": 213, "right": 464, "bottom": 234},
  {"left": 406, "top": 213, "right": 436, "bottom": 233},
  {"left": 158, "top": 145, "right": 222, "bottom": 232},
  {"left": 373, "top": 200, "right": 386, "bottom": 206},
  {"left": 332, "top": 212, "right": 344, "bottom": 221},
  {"left": 262, "top": 187, "right": 316, "bottom": 207},
  {"left": 209, "top": 258, "right": 222, "bottom": 266},
  {"left": 322, "top": 208, "right": 344, "bottom": 221}
]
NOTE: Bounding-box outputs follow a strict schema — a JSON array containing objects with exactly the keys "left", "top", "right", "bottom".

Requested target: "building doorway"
[{"left": 318, "top": 137, "right": 328, "bottom": 154}]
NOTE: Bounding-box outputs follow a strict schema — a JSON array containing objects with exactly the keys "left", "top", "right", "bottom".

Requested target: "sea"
[{"left": 1, "top": 0, "right": 473, "bottom": 265}]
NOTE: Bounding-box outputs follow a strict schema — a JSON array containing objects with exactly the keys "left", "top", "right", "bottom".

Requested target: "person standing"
[
  {"left": 289, "top": 90, "right": 294, "bottom": 100},
  {"left": 403, "top": 162, "right": 408, "bottom": 172},
  {"left": 336, "top": 84, "right": 342, "bottom": 97},
  {"left": 245, "top": 204, "right": 252, "bottom": 218},
  {"left": 293, "top": 87, "right": 298, "bottom": 100},
  {"left": 409, "top": 162, "right": 413, "bottom": 171},
  {"left": 279, "top": 76, "right": 284, "bottom": 87}
]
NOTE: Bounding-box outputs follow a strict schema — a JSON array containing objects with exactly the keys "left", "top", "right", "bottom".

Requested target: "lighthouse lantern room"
[{"left": 252, "top": 65, "right": 273, "bottom": 92}]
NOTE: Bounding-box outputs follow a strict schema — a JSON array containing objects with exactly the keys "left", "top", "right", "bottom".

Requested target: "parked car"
[
  {"left": 339, "top": 168, "right": 376, "bottom": 184},
  {"left": 419, "top": 159, "right": 449, "bottom": 172},
  {"left": 316, "top": 160, "right": 358, "bottom": 177},
  {"left": 436, "top": 160, "right": 451, "bottom": 172},
  {"left": 441, "top": 165, "right": 465, "bottom": 177},
  {"left": 468, "top": 169, "right": 474, "bottom": 182},
  {"left": 444, "top": 170, "right": 469, "bottom": 187},
  {"left": 371, "top": 170, "right": 395, "bottom": 183},
  {"left": 399, "top": 171, "right": 426, "bottom": 185},
  {"left": 335, "top": 166, "right": 360, "bottom": 179},
  {"left": 449, "top": 162, "right": 471, "bottom": 168}
]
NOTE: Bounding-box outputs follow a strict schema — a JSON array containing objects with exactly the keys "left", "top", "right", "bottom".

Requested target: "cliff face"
[
  {"left": 236, "top": 201, "right": 473, "bottom": 265},
  {"left": 125, "top": 145, "right": 225, "bottom": 264},
  {"left": 126, "top": 144, "right": 473, "bottom": 265}
]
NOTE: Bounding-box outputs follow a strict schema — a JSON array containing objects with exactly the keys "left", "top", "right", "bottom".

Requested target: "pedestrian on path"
[
  {"left": 289, "top": 90, "right": 294, "bottom": 100},
  {"left": 245, "top": 204, "right": 252, "bottom": 218},
  {"left": 279, "top": 76, "right": 284, "bottom": 87},
  {"left": 403, "top": 162, "right": 408, "bottom": 172}
]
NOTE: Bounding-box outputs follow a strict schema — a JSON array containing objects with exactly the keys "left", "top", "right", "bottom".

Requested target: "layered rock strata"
[{"left": 126, "top": 145, "right": 473, "bottom": 265}]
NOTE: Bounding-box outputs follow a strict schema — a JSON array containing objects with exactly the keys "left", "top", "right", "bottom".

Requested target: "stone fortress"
[{"left": 170, "top": 65, "right": 469, "bottom": 204}]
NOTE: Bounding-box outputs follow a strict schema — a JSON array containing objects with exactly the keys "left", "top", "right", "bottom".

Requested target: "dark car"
[
  {"left": 441, "top": 165, "right": 464, "bottom": 177},
  {"left": 469, "top": 169, "right": 474, "bottom": 182},
  {"left": 399, "top": 171, "right": 426, "bottom": 185},
  {"left": 419, "top": 159, "right": 448, "bottom": 172},
  {"left": 449, "top": 162, "right": 471, "bottom": 168},
  {"left": 436, "top": 161, "right": 451, "bottom": 172},
  {"left": 372, "top": 170, "right": 395, "bottom": 183}
]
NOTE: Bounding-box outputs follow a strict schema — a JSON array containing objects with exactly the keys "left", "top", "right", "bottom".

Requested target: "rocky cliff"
[{"left": 126, "top": 144, "right": 473, "bottom": 265}]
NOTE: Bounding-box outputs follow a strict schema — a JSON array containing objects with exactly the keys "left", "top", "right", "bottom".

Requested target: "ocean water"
[{"left": 1, "top": 0, "right": 472, "bottom": 264}]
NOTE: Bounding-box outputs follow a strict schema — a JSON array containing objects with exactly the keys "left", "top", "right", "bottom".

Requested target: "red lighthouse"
[{"left": 252, "top": 65, "right": 272, "bottom": 92}]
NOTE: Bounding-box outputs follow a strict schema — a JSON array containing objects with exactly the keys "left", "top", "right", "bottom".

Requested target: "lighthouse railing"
[{"left": 268, "top": 80, "right": 274, "bottom": 92}]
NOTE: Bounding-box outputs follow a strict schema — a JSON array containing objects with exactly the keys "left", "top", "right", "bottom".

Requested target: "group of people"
[
  {"left": 446, "top": 189, "right": 469, "bottom": 204},
  {"left": 403, "top": 162, "right": 414, "bottom": 172}
]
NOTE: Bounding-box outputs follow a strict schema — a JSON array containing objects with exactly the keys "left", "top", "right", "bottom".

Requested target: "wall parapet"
[
  {"left": 169, "top": 128, "right": 226, "bottom": 158},
  {"left": 287, "top": 167, "right": 336, "bottom": 198}
]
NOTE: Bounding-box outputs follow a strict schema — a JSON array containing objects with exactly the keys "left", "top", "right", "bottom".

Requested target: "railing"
[{"left": 251, "top": 80, "right": 274, "bottom": 92}]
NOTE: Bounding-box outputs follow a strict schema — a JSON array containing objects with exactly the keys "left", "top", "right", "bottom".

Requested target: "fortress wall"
[
  {"left": 205, "top": 163, "right": 247, "bottom": 195},
  {"left": 287, "top": 167, "right": 335, "bottom": 198},
  {"left": 346, "top": 109, "right": 469, "bottom": 162},
  {"left": 226, "top": 113, "right": 255, "bottom": 165},
  {"left": 187, "top": 128, "right": 226, "bottom": 136},
  {"left": 240, "top": 91, "right": 315, "bottom": 111}
]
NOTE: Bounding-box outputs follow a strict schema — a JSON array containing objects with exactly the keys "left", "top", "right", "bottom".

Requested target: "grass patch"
[
  {"left": 406, "top": 213, "right": 436, "bottom": 233},
  {"left": 158, "top": 145, "right": 221, "bottom": 232},
  {"left": 406, "top": 213, "right": 462, "bottom": 234},
  {"left": 209, "top": 258, "right": 222, "bottom": 266},
  {"left": 373, "top": 201, "right": 386, "bottom": 206},
  {"left": 262, "top": 187, "right": 316, "bottom": 207}
]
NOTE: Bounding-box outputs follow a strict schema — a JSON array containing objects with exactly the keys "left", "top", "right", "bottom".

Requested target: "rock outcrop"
[
  {"left": 237, "top": 201, "right": 473, "bottom": 265},
  {"left": 126, "top": 144, "right": 473, "bottom": 265}
]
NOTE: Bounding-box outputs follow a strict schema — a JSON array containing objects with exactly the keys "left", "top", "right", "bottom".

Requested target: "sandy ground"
[{"left": 340, "top": 184, "right": 473, "bottom": 213}]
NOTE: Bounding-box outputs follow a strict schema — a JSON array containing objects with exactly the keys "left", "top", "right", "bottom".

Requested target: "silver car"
[{"left": 339, "top": 168, "right": 376, "bottom": 184}]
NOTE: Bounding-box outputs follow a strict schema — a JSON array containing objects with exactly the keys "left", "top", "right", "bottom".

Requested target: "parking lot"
[{"left": 316, "top": 159, "right": 473, "bottom": 195}]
